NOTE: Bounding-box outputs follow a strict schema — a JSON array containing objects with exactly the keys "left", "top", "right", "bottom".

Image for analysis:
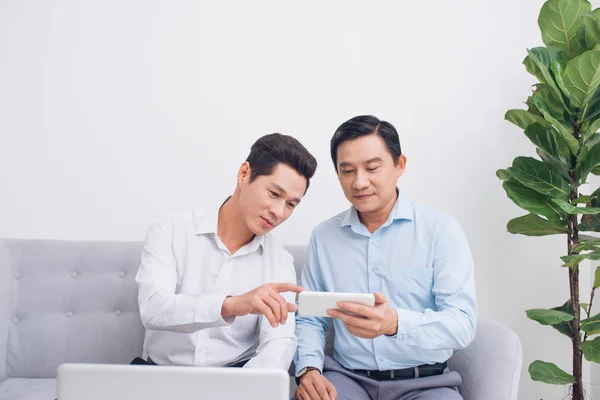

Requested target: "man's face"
[
  {"left": 336, "top": 133, "right": 406, "bottom": 215},
  {"left": 238, "top": 162, "right": 306, "bottom": 235}
]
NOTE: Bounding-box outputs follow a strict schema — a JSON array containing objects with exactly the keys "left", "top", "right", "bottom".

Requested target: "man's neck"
[
  {"left": 358, "top": 192, "right": 398, "bottom": 234},
  {"left": 217, "top": 192, "right": 255, "bottom": 255}
]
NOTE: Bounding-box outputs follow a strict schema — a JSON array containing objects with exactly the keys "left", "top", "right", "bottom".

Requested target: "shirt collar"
[
  {"left": 340, "top": 188, "right": 414, "bottom": 230},
  {"left": 194, "top": 196, "right": 265, "bottom": 253}
]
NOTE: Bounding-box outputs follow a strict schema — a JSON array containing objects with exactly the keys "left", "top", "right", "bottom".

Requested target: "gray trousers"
[{"left": 323, "top": 356, "right": 463, "bottom": 400}]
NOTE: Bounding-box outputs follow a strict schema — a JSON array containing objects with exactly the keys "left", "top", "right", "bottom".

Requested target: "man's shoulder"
[
  {"left": 411, "top": 202, "right": 461, "bottom": 233},
  {"left": 147, "top": 208, "right": 205, "bottom": 231},
  {"left": 311, "top": 209, "right": 348, "bottom": 237}
]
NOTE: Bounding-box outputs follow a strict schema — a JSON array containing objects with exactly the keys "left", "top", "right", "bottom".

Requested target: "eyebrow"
[
  {"left": 271, "top": 183, "right": 301, "bottom": 204},
  {"left": 338, "top": 157, "right": 384, "bottom": 168}
]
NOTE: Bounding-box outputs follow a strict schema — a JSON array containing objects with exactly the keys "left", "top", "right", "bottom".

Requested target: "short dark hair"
[
  {"left": 246, "top": 133, "right": 317, "bottom": 192},
  {"left": 330, "top": 115, "right": 402, "bottom": 171}
]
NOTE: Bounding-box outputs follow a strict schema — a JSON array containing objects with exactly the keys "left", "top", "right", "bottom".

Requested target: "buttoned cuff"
[
  {"left": 194, "top": 294, "right": 236, "bottom": 326},
  {"left": 394, "top": 308, "right": 422, "bottom": 342}
]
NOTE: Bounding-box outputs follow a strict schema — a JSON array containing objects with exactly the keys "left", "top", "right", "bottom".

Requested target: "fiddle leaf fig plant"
[{"left": 499, "top": 0, "right": 600, "bottom": 398}]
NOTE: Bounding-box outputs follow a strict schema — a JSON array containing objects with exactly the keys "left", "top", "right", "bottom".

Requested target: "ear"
[
  {"left": 237, "top": 162, "right": 251, "bottom": 186},
  {"left": 396, "top": 155, "right": 407, "bottom": 177}
]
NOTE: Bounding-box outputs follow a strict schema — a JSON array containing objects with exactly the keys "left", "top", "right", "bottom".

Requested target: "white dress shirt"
[{"left": 135, "top": 204, "right": 298, "bottom": 370}]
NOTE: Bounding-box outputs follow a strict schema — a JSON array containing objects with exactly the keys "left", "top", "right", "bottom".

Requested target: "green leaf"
[
  {"left": 582, "top": 302, "right": 590, "bottom": 312},
  {"left": 509, "top": 157, "right": 571, "bottom": 198},
  {"left": 573, "top": 195, "right": 593, "bottom": 203},
  {"left": 525, "top": 123, "right": 567, "bottom": 164},
  {"left": 583, "top": 85, "right": 600, "bottom": 121},
  {"left": 526, "top": 49, "right": 566, "bottom": 98},
  {"left": 581, "top": 336, "right": 600, "bottom": 362},
  {"left": 526, "top": 308, "right": 574, "bottom": 325},
  {"left": 576, "top": 142, "right": 600, "bottom": 180},
  {"left": 506, "top": 214, "right": 567, "bottom": 236},
  {"left": 529, "top": 360, "right": 575, "bottom": 385},
  {"left": 505, "top": 109, "right": 550, "bottom": 130},
  {"left": 551, "top": 198, "right": 600, "bottom": 214},
  {"left": 595, "top": 265, "right": 600, "bottom": 288},
  {"left": 581, "top": 188, "right": 600, "bottom": 231},
  {"left": 582, "top": 313, "right": 600, "bottom": 335},
  {"left": 561, "top": 251, "right": 600, "bottom": 266},
  {"left": 551, "top": 60, "right": 573, "bottom": 98},
  {"left": 572, "top": 235, "right": 600, "bottom": 251},
  {"left": 588, "top": 119, "right": 600, "bottom": 135},
  {"left": 503, "top": 179, "right": 567, "bottom": 221},
  {"left": 574, "top": 14, "right": 600, "bottom": 54},
  {"left": 527, "top": 94, "right": 545, "bottom": 117},
  {"left": 550, "top": 300, "right": 575, "bottom": 337},
  {"left": 537, "top": 148, "right": 572, "bottom": 180},
  {"left": 562, "top": 51, "right": 600, "bottom": 107},
  {"left": 538, "top": 0, "right": 591, "bottom": 52},
  {"left": 496, "top": 169, "right": 511, "bottom": 180},
  {"left": 535, "top": 83, "right": 569, "bottom": 120},
  {"left": 584, "top": 14, "right": 600, "bottom": 45},
  {"left": 534, "top": 95, "right": 579, "bottom": 154},
  {"left": 561, "top": 253, "right": 590, "bottom": 266}
]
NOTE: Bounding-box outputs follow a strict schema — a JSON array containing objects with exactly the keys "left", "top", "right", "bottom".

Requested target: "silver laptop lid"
[{"left": 57, "top": 363, "right": 290, "bottom": 400}]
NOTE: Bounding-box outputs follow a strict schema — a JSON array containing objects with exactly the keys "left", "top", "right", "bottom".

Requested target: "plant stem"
[
  {"left": 570, "top": 119, "right": 584, "bottom": 400},
  {"left": 583, "top": 287, "right": 595, "bottom": 342}
]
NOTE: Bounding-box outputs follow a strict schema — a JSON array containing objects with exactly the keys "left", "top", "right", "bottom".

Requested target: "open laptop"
[{"left": 57, "top": 363, "right": 290, "bottom": 400}]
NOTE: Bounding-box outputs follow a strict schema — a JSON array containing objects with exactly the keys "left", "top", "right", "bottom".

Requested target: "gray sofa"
[{"left": 0, "top": 239, "right": 523, "bottom": 400}]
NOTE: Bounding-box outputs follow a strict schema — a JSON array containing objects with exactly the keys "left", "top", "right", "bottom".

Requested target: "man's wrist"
[
  {"left": 385, "top": 308, "right": 399, "bottom": 336},
  {"left": 295, "top": 367, "right": 321, "bottom": 385},
  {"left": 221, "top": 295, "right": 235, "bottom": 317}
]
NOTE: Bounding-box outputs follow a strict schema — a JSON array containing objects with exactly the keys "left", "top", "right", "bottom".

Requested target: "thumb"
[{"left": 373, "top": 292, "right": 388, "bottom": 305}]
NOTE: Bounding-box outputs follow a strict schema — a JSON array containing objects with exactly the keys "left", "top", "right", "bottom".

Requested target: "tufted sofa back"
[{"left": 0, "top": 239, "right": 309, "bottom": 380}]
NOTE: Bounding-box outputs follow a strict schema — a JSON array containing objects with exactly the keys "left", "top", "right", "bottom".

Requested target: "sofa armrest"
[{"left": 449, "top": 317, "right": 522, "bottom": 400}]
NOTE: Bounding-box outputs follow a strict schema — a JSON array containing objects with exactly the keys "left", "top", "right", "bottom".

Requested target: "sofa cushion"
[{"left": 0, "top": 378, "right": 55, "bottom": 400}]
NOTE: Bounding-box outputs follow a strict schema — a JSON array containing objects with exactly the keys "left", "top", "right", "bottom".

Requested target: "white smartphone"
[{"left": 297, "top": 291, "right": 375, "bottom": 317}]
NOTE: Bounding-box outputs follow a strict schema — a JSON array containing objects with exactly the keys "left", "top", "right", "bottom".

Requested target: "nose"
[
  {"left": 352, "top": 170, "right": 369, "bottom": 191},
  {"left": 269, "top": 200, "right": 285, "bottom": 221}
]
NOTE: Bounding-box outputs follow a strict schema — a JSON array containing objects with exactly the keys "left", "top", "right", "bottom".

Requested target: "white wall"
[{"left": 1, "top": 1, "right": 599, "bottom": 398}]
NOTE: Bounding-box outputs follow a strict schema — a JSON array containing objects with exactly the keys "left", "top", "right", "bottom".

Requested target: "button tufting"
[
  {"left": 14, "top": 272, "right": 21, "bottom": 279},
  {"left": 12, "top": 317, "right": 19, "bottom": 324},
  {"left": 66, "top": 311, "right": 74, "bottom": 318},
  {"left": 115, "top": 310, "right": 122, "bottom": 316},
  {"left": 70, "top": 272, "right": 78, "bottom": 278},
  {"left": 119, "top": 271, "right": 126, "bottom": 278}
]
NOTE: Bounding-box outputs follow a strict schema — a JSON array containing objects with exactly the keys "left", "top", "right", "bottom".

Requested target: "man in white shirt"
[{"left": 134, "top": 133, "right": 317, "bottom": 370}]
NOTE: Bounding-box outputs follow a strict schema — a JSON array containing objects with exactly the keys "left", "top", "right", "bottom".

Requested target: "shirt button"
[
  {"left": 12, "top": 317, "right": 19, "bottom": 324},
  {"left": 14, "top": 272, "right": 21, "bottom": 279},
  {"left": 66, "top": 311, "right": 74, "bottom": 318},
  {"left": 379, "top": 356, "right": 385, "bottom": 362},
  {"left": 115, "top": 310, "right": 122, "bottom": 316},
  {"left": 118, "top": 271, "right": 126, "bottom": 278},
  {"left": 70, "top": 272, "right": 78, "bottom": 278}
]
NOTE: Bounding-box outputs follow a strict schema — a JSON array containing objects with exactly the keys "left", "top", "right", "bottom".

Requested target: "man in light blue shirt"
[{"left": 294, "top": 115, "right": 477, "bottom": 400}]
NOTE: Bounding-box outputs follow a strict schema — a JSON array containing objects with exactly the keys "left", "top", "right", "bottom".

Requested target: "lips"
[
  {"left": 261, "top": 217, "right": 275, "bottom": 228},
  {"left": 354, "top": 194, "right": 374, "bottom": 200}
]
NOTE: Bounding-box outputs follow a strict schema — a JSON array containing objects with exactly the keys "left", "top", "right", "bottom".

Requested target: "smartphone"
[{"left": 297, "top": 291, "right": 375, "bottom": 317}]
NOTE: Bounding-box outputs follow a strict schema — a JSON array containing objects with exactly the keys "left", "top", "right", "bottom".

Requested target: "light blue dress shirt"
[{"left": 295, "top": 191, "right": 477, "bottom": 373}]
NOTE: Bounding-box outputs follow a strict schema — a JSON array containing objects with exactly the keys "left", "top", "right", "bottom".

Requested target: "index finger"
[{"left": 270, "top": 282, "right": 305, "bottom": 293}]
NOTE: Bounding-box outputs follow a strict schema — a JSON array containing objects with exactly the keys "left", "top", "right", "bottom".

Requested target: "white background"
[{"left": 1, "top": 1, "right": 599, "bottom": 398}]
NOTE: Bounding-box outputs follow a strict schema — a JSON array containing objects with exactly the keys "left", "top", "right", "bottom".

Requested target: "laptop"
[{"left": 57, "top": 363, "right": 290, "bottom": 400}]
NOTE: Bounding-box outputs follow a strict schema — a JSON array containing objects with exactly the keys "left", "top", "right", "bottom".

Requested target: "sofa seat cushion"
[{"left": 0, "top": 378, "right": 56, "bottom": 400}]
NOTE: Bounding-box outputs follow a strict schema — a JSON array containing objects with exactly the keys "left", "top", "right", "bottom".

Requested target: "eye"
[
  {"left": 341, "top": 170, "right": 354, "bottom": 174},
  {"left": 367, "top": 167, "right": 379, "bottom": 172},
  {"left": 268, "top": 190, "right": 279, "bottom": 198},
  {"left": 287, "top": 202, "right": 296, "bottom": 209}
]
